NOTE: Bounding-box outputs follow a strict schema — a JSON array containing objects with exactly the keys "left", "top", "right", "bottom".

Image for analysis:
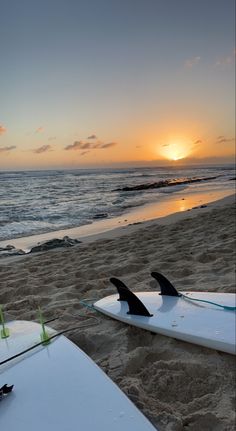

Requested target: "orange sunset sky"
[{"left": 0, "top": 0, "right": 235, "bottom": 170}]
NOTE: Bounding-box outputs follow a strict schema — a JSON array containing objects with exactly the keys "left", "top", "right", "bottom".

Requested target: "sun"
[{"left": 160, "top": 140, "right": 190, "bottom": 161}]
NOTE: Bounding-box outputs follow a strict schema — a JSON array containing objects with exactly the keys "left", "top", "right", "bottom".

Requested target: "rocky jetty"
[
  {"left": 192, "top": 204, "right": 208, "bottom": 209},
  {"left": 0, "top": 236, "right": 82, "bottom": 258},
  {"left": 30, "top": 236, "right": 82, "bottom": 253},
  {"left": 93, "top": 213, "right": 108, "bottom": 219},
  {"left": 0, "top": 245, "right": 26, "bottom": 259},
  {"left": 115, "top": 176, "right": 219, "bottom": 192}
]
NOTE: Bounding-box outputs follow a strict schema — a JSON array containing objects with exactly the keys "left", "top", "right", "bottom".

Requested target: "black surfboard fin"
[
  {"left": 110, "top": 277, "right": 130, "bottom": 301},
  {"left": 0, "top": 384, "right": 14, "bottom": 394},
  {"left": 110, "top": 277, "right": 153, "bottom": 317},
  {"left": 151, "top": 272, "right": 180, "bottom": 297},
  {"left": 0, "top": 384, "right": 14, "bottom": 400}
]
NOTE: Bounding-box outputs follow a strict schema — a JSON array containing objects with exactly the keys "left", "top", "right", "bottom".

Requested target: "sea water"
[{"left": 0, "top": 165, "right": 234, "bottom": 241}]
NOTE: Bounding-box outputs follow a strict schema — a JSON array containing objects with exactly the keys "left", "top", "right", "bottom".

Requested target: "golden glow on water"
[{"left": 125, "top": 189, "right": 232, "bottom": 221}]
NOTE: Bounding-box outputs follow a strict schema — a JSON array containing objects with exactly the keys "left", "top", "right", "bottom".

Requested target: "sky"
[{"left": 0, "top": 0, "right": 235, "bottom": 169}]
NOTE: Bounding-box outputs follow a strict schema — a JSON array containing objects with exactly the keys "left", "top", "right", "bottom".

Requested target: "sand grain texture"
[{"left": 0, "top": 202, "right": 235, "bottom": 430}]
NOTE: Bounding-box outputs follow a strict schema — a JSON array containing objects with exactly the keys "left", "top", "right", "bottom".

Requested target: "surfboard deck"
[
  {"left": 94, "top": 291, "right": 236, "bottom": 355},
  {"left": 0, "top": 320, "right": 56, "bottom": 366},
  {"left": 0, "top": 321, "right": 157, "bottom": 430}
]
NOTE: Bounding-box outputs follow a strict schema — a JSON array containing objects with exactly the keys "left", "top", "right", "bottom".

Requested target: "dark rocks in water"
[
  {"left": 115, "top": 176, "right": 219, "bottom": 192},
  {"left": 192, "top": 204, "right": 208, "bottom": 210},
  {"left": 30, "top": 236, "right": 82, "bottom": 253},
  {"left": 0, "top": 245, "right": 26, "bottom": 258},
  {"left": 4, "top": 244, "right": 15, "bottom": 250},
  {"left": 93, "top": 213, "right": 108, "bottom": 219},
  {"left": 0, "top": 236, "right": 82, "bottom": 257}
]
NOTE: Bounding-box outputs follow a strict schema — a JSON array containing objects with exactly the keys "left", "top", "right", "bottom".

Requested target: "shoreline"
[
  {"left": 0, "top": 189, "right": 234, "bottom": 253},
  {"left": 0, "top": 192, "right": 235, "bottom": 430}
]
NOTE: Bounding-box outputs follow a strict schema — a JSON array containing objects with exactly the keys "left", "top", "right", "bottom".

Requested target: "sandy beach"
[{"left": 0, "top": 195, "right": 235, "bottom": 431}]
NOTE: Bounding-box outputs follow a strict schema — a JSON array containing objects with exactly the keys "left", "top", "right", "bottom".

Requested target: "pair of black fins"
[{"left": 110, "top": 272, "right": 181, "bottom": 317}]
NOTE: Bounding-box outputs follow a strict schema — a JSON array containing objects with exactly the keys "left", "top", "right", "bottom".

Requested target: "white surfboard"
[
  {"left": 0, "top": 321, "right": 157, "bottom": 431},
  {"left": 94, "top": 274, "right": 236, "bottom": 355},
  {"left": 0, "top": 320, "right": 56, "bottom": 366}
]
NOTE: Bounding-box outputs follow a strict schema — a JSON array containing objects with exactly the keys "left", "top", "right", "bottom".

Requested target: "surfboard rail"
[{"left": 94, "top": 274, "right": 236, "bottom": 355}]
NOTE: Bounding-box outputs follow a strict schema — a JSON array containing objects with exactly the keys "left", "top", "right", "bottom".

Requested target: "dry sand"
[{"left": 0, "top": 196, "right": 235, "bottom": 430}]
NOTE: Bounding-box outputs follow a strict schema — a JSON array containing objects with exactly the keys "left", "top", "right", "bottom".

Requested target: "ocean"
[{"left": 0, "top": 165, "right": 235, "bottom": 242}]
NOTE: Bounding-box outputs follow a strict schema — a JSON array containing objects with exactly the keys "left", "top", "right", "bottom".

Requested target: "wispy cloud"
[
  {"left": 162, "top": 144, "right": 169, "bottom": 147},
  {"left": 35, "top": 126, "right": 44, "bottom": 133},
  {"left": 65, "top": 141, "right": 91, "bottom": 150},
  {"left": 0, "top": 125, "right": 7, "bottom": 135},
  {"left": 48, "top": 136, "right": 56, "bottom": 141},
  {"left": 190, "top": 139, "right": 202, "bottom": 152},
  {"left": 34, "top": 144, "right": 52, "bottom": 154},
  {"left": 215, "top": 51, "right": 235, "bottom": 69},
  {"left": 65, "top": 140, "right": 118, "bottom": 151},
  {"left": 0, "top": 145, "right": 16, "bottom": 152},
  {"left": 100, "top": 142, "right": 117, "bottom": 148},
  {"left": 184, "top": 56, "right": 201, "bottom": 68},
  {"left": 216, "top": 136, "right": 235, "bottom": 144},
  {"left": 81, "top": 151, "right": 90, "bottom": 156},
  {"left": 87, "top": 134, "right": 97, "bottom": 139}
]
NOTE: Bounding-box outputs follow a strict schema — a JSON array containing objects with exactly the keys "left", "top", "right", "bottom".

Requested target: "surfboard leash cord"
[
  {"left": 79, "top": 299, "right": 98, "bottom": 311},
  {"left": 151, "top": 272, "right": 236, "bottom": 311},
  {"left": 181, "top": 294, "right": 236, "bottom": 311}
]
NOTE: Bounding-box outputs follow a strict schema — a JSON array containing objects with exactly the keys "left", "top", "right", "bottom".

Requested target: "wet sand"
[{"left": 0, "top": 194, "right": 235, "bottom": 430}]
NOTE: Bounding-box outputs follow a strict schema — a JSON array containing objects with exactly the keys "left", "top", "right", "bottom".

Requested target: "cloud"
[
  {"left": 0, "top": 145, "right": 16, "bottom": 152},
  {"left": 81, "top": 151, "right": 90, "bottom": 156},
  {"left": 34, "top": 144, "right": 52, "bottom": 154},
  {"left": 35, "top": 126, "right": 44, "bottom": 133},
  {"left": 0, "top": 125, "right": 7, "bottom": 135},
  {"left": 184, "top": 56, "right": 201, "bottom": 68},
  {"left": 48, "top": 136, "right": 56, "bottom": 141},
  {"left": 190, "top": 139, "right": 202, "bottom": 152},
  {"left": 65, "top": 140, "right": 118, "bottom": 151},
  {"left": 215, "top": 56, "right": 234, "bottom": 68},
  {"left": 65, "top": 141, "right": 91, "bottom": 150},
  {"left": 100, "top": 142, "right": 117, "bottom": 148},
  {"left": 162, "top": 144, "right": 169, "bottom": 147},
  {"left": 215, "top": 50, "right": 236, "bottom": 69},
  {"left": 87, "top": 134, "right": 97, "bottom": 139},
  {"left": 216, "top": 136, "right": 235, "bottom": 144}
]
